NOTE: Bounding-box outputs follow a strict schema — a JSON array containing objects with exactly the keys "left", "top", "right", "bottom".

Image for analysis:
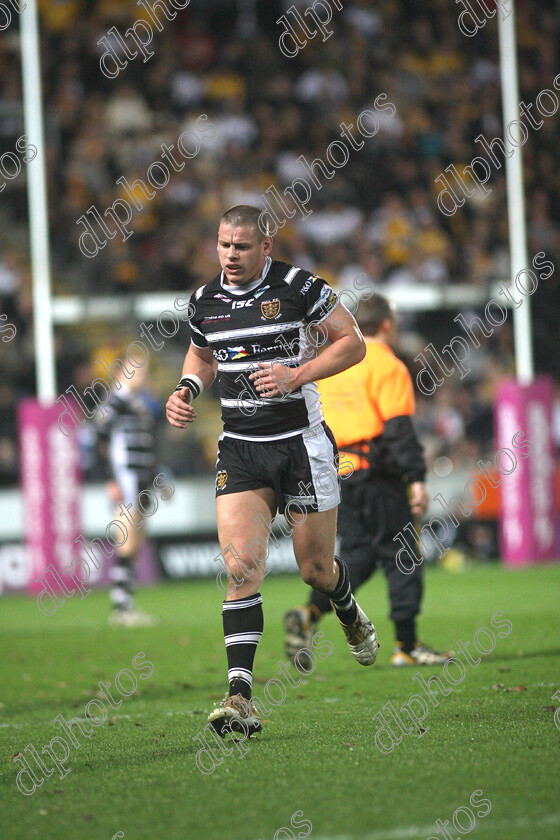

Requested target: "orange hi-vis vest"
[{"left": 319, "top": 338, "right": 416, "bottom": 473}]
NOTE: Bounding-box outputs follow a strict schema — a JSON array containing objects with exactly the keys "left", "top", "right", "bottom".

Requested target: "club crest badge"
[
  {"left": 216, "top": 470, "right": 228, "bottom": 491},
  {"left": 261, "top": 299, "right": 281, "bottom": 319}
]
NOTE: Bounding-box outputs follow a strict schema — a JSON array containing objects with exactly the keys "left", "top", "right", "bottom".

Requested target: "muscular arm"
[
  {"left": 165, "top": 344, "right": 217, "bottom": 429},
  {"left": 251, "top": 303, "right": 366, "bottom": 396}
]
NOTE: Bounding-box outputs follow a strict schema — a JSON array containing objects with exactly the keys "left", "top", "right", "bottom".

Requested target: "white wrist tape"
[{"left": 174, "top": 374, "right": 204, "bottom": 402}]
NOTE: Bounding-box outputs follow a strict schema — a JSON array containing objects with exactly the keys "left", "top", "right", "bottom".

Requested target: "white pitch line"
[{"left": 311, "top": 812, "right": 560, "bottom": 840}]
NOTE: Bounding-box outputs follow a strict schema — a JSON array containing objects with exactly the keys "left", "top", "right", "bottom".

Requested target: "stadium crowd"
[{"left": 0, "top": 0, "right": 559, "bottom": 515}]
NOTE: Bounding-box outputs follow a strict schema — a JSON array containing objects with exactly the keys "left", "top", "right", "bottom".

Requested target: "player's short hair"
[
  {"left": 219, "top": 205, "right": 270, "bottom": 241},
  {"left": 356, "top": 293, "right": 396, "bottom": 335}
]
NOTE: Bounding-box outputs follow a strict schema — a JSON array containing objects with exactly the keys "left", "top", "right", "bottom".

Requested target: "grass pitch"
[{"left": 0, "top": 564, "right": 559, "bottom": 840}]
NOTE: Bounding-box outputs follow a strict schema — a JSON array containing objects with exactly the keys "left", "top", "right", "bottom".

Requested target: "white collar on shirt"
[{"left": 220, "top": 256, "right": 272, "bottom": 296}]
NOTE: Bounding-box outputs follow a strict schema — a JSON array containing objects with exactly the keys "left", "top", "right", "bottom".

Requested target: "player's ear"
[{"left": 263, "top": 235, "right": 273, "bottom": 255}]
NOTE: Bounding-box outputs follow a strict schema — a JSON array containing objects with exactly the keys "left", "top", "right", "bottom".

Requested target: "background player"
[
  {"left": 166, "top": 205, "right": 378, "bottom": 739},
  {"left": 95, "top": 364, "right": 157, "bottom": 627},
  {"left": 285, "top": 293, "right": 453, "bottom": 666}
]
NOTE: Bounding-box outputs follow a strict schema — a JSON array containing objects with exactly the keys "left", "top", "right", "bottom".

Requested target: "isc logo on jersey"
[{"left": 213, "top": 294, "right": 255, "bottom": 310}]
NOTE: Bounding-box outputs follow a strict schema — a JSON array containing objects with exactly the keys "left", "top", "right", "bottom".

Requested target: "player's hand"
[
  {"left": 250, "top": 362, "right": 299, "bottom": 398},
  {"left": 165, "top": 388, "right": 197, "bottom": 428},
  {"left": 105, "top": 480, "right": 123, "bottom": 504},
  {"left": 409, "top": 481, "right": 429, "bottom": 517}
]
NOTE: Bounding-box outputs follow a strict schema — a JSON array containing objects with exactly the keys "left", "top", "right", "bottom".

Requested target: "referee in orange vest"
[{"left": 285, "top": 293, "right": 452, "bottom": 666}]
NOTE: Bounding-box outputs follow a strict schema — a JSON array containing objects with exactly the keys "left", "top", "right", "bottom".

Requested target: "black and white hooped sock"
[
  {"left": 325, "top": 556, "right": 358, "bottom": 626},
  {"left": 110, "top": 556, "right": 135, "bottom": 611},
  {"left": 222, "top": 593, "right": 264, "bottom": 701}
]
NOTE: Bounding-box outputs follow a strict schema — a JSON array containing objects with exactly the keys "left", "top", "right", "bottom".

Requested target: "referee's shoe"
[
  {"left": 284, "top": 606, "right": 316, "bottom": 669},
  {"left": 391, "top": 641, "right": 454, "bottom": 666}
]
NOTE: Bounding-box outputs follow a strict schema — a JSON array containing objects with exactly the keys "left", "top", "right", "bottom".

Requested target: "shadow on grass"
[{"left": 1, "top": 684, "right": 221, "bottom": 723}]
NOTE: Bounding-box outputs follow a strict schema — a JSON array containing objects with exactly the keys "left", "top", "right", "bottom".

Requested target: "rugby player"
[
  {"left": 95, "top": 365, "right": 157, "bottom": 627},
  {"left": 166, "top": 205, "right": 378, "bottom": 739}
]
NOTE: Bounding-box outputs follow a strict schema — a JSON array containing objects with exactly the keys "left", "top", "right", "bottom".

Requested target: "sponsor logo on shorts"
[
  {"left": 261, "top": 299, "right": 281, "bottom": 319},
  {"left": 216, "top": 470, "right": 228, "bottom": 491},
  {"left": 283, "top": 493, "right": 316, "bottom": 506}
]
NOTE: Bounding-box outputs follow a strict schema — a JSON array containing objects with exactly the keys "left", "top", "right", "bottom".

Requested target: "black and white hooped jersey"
[
  {"left": 189, "top": 258, "right": 339, "bottom": 441},
  {"left": 95, "top": 387, "right": 156, "bottom": 483}
]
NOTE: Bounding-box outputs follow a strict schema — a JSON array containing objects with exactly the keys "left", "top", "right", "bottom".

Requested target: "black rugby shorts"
[{"left": 215, "top": 423, "right": 340, "bottom": 514}]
